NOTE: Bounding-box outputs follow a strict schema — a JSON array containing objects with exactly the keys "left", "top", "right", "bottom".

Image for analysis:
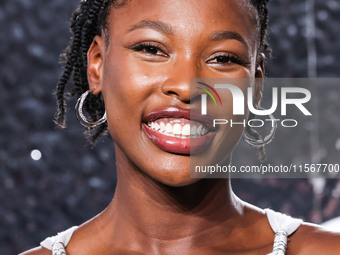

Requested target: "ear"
[
  {"left": 87, "top": 35, "right": 106, "bottom": 95},
  {"left": 253, "top": 53, "right": 265, "bottom": 108},
  {"left": 255, "top": 53, "right": 265, "bottom": 79}
]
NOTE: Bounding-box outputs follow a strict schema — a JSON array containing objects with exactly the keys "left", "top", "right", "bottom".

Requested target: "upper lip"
[{"left": 143, "top": 107, "right": 217, "bottom": 131}]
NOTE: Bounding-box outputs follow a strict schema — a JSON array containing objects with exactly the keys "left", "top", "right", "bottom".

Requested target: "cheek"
[
  {"left": 101, "top": 51, "right": 167, "bottom": 107},
  {"left": 102, "top": 50, "right": 149, "bottom": 114},
  {"left": 196, "top": 78, "right": 256, "bottom": 170},
  {"left": 220, "top": 82, "right": 252, "bottom": 149},
  {"left": 100, "top": 53, "right": 144, "bottom": 145},
  {"left": 100, "top": 50, "right": 169, "bottom": 148}
]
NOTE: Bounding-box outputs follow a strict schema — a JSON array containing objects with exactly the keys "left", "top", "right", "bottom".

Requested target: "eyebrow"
[
  {"left": 128, "top": 21, "right": 249, "bottom": 49},
  {"left": 211, "top": 31, "right": 249, "bottom": 50},
  {"left": 128, "top": 20, "right": 173, "bottom": 34}
]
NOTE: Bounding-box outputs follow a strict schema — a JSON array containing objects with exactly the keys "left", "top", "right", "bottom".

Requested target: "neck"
[{"left": 101, "top": 147, "right": 245, "bottom": 252}]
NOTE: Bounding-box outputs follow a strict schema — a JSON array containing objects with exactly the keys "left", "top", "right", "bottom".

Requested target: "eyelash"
[
  {"left": 207, "top": 54, "right": 249, "bottom": 67},
  {"left": 130, "top": 43, "right": 248, "bottom": 66},
  {"left": 130, "top": 42, "right": 168, "bottom": 57}
]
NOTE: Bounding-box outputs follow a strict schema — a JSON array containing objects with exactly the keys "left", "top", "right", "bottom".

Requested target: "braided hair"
[{"left": 55, "top": 0, "right": 271, "bottom": 150}]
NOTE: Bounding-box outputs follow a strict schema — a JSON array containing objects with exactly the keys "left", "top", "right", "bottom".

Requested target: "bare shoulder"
[
  {"left": 288, "top": 222, "right": 340, "bottom": 255},
  {"left": 18, "top": 246, "right": 50, "bottom": 255}
]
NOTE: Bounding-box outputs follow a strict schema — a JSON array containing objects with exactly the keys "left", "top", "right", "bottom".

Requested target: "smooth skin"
[{"left": 21, "top": 0, "right": 340, "bottom": 254}]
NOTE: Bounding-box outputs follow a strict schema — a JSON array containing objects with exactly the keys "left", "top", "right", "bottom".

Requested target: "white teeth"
[
  {"left": 160, "top": 122, "right": 166, "bottom": 132},
  {"left": 147, "top": 120, "right": 209, "bottom": 138},
  {"left": 197, "top": 125, "right": 202, "bottom": 136},
  {"left": 182, "top": 124, "right": 190, "bottom": 136},
  {"left": 191, "top": 126, "right": 197, "bottom": 135},
  {"left": 173, "top": 124, "right": 182, "bottom": 135},
  {"left": 166, "top": 123, "right": 173, "bottom": 133}
]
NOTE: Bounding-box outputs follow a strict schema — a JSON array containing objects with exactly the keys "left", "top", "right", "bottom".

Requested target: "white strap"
[
  {"left": 265, "top": 209, "right": 302, "bottom": 255},
  {"left": 40, "top": 226, "right": 78, "bottom": 254}
]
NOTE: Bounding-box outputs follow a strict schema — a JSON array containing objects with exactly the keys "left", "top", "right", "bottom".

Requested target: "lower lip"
[{"left": 142, "top": 124, "right": 215, "bottom": 155}]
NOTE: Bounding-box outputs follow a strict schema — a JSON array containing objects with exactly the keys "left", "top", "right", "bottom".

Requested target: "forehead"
[{"left": 107, "top": 0, "right": 259, "bottom": 50}]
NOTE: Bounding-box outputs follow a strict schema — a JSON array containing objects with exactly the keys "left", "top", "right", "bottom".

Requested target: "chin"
[
  {"left": 144, "top": 157, "right": 200, "bottom": 187},
  {"left": 156, "top": 173, "right": 201, "bottom": 187}
]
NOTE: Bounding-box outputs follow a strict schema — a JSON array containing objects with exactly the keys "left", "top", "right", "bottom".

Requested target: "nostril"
[
  {"left": 166, "top": 90, "right": 179, "bottom": 96},
  {"left": 161, "top": 80, "right": 191, "bottom": 102},
  {"left": 164, "top": 90, "right": 190, "bottom": 104}
]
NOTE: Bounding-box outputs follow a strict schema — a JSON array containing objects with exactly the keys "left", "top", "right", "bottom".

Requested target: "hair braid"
[
  {"left": 55, "top": 0, "right": 114, "bottom": 143},
  {"left": 245, "top": 124, "right": 267, "bottom": 163},
  {"left": 247, "top": 0, "right": 271, "bottom": 162},
  {"left": 252, "top": 0, "right": 272, "bottom": 55}
]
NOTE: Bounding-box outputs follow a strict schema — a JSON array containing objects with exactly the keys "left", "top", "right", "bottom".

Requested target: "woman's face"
[{"left": 88, "top": 0, "right": 264, "bottom": 186}]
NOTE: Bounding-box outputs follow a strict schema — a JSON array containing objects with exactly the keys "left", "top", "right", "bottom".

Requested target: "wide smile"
[{"left": 142, "top": 107, "right": 216, "bottom": 155}]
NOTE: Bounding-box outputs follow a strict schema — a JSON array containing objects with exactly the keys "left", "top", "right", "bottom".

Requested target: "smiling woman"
[{"left": 20, "top": 0, "right": 340, "bottom": 255}]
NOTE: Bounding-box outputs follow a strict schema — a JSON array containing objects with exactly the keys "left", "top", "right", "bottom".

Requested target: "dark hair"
[{"left": 54, "top": 0, "right": 271, "bottom": 149}]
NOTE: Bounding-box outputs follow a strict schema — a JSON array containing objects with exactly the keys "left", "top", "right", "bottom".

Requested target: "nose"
[{"left": 161, "top": 57, "right": 201, "bottom": 103}]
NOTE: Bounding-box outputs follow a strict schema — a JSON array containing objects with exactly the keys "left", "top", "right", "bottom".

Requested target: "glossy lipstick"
[{"left": 142, "top": 107, "right": 216, "bottom": 155}]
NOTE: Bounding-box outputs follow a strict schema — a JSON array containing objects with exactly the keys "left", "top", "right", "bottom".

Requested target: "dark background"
[{"left": 1, "top": 0, "right": 340, "bottom": 253}]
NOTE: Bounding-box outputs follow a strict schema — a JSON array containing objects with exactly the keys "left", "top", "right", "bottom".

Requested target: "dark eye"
[
  {"left": 207, "top": 54, "right": 248, "bottom": 66},
  {"left": 215, "top": 56, "right": 234, "bottom": 63},
  {"left": 130, "top": 43, "right": 168, "bottom": 57}
]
